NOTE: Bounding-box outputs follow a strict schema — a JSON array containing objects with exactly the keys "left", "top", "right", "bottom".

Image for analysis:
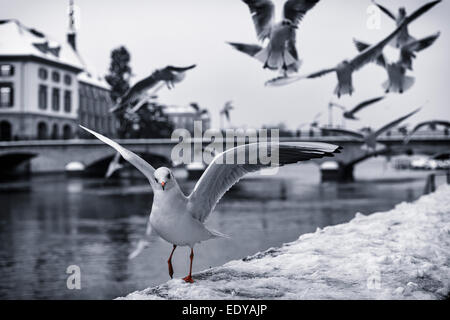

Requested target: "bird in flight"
[
  {"left": 353, "top": 32, "right": 440, "bottom": 93},
  {"left": 265, "top": 0, "right": 441, "bottom": 97},
  {"left": 110, "top": 64, "right": 196, "bottom": 113},
  {"left": 330, "top": 96, "right": 385, "bottom": 120},
  {"left": 228, "top": 0, "right": 321, "bottom": 76},
  {"left": 80, "top": 125, "right": 341, "bottom": 283},
  {"left": 321, "top": 107, "right": 421, "bottom": 151},
  {"left": 404, "top": 120, "right": 450, "bottom": 144}
]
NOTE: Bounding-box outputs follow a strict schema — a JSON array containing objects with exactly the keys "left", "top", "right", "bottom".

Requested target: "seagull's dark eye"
[
  {"left": 154, "top": 178, "right": 158, "bottom": 183},
  {"left": 166, "top": 175, "right": 171, "bottom": 180}
]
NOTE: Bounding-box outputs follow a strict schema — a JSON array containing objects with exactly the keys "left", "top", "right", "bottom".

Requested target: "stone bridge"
[{"left": 0, "top": 134, "right": 448, "bottom": 181}]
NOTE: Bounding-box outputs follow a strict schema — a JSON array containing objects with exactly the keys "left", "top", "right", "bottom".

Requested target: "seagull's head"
[
  {"left": 398, "top": 7, "right": 406, "bottom": 18},
  {"left": 154, "top": 167, "right": 174, "bottom": 191}
]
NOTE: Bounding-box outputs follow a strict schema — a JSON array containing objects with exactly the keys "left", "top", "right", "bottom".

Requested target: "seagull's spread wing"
[
  {"left": 114, "top": 64, "right": 196, "bottom": 111},
  {"left": 353, "top": 39, "right": 386, "bottom": 68},
  {"left": 404, "top": 120, "right": 450, "bottom": 143},
  {"left": 402, "top": 32, "right": 440, "bottom": 53},
  {"left": 350, "top": 96, "right": 385, "bottom": 115},
  {"left": 372, "top": 1, "right": 397, "bottom": 20},
  {"left": 188, "top": 142, "right": 341, "bottom": 222},
  {"left": 320, "top": 128, "right": 365, "bottom": 140},
  {"left": 242, "top": 0, "right": 275, "bottom": 40},
  {"left": 349, "top": 0, "right": 441, "bottom": 71},
  {"left": 79, "top": 126, "right": 158, "bottom": 188},
  {"left": 372, "top": 108, "right": 421, "bottom": 139},
  {"left": 305, "top": 68, "right": 336, "bottom": 79},
  {"left": 227, "top": 42, "right": 263, "bottom": 57},
  {"left": 283, "top": 0, "right": 321, "bottom": 26}
]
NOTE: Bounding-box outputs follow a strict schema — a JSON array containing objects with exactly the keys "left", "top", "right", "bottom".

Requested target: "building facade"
[
  {"left": 165, "top": 104, "right": 211, "bottom": 135},
  {"left": 78, "top": 73, "right": 116, "bottom": 139},
  {"left": 0, "top": 18, "right": 116, "bottom": 141}
]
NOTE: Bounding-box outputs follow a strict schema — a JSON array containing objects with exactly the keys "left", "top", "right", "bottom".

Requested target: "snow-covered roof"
[
  {"left": 78, "top": 71, "right": 110, "bottom": 90},
  {"left": 0, "top": 19, "right": 84, "bottom": 71}
]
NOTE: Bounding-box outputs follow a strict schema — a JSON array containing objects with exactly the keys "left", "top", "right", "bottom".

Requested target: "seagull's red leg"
[
  {"left": 167, "top": 245, "right": 177, "bottom": 279},
  {"left": 183, "top": 248, "right": 194, "bottom": 283}
]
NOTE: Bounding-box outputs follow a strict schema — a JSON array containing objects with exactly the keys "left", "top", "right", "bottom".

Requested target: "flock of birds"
[{"left": 81, "top": 0, "right": 448, "bottom": 283}]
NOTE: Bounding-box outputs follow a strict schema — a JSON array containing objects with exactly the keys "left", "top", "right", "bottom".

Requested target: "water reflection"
[{"left": 0, "top": 159, "right": 429, "bottom": 299}]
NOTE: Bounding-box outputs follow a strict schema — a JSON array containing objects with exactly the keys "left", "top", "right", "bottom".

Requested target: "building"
[
  {"left": 165, "top": 104, "right": 211, "bottom": 134},
  {"left": 0, "top": 2, "right": 116, "bottom": 141},
  {"left": 0, "top": 19, "right": 83, "bottom": 140},
  {"left": 77, "top": 72, "right": 116, "bottom": 139}
]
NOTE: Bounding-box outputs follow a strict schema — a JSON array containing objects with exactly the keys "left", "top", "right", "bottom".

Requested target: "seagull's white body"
[
  {"left": 150, "top": 187, "right": 223, "bottom": 248},
  {"left": 80, "top": 125, "right": 341, "bottom": 282},
  {"left": 382, "top": 62, "right": 414, "bottom": 94}
]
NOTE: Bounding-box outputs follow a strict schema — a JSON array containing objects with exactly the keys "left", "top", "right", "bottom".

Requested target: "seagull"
[
  {"left": 80, "top": 125, "right": 341, "bottom": 283},
  {"left": 354, "top": 32, "right": 440, "bottom": 93},
  {"left": 371, "top": 1, "right": 413, "bottom": 48},
  {"left": 229, "top": 0, "right": 321, "bottom": 75},
  {"left": 404, "top": 120, "right": 450, "bottom": 144},
  {"left": 321, "top": 107, "right": 421, "bottom": 151},
  {"left": 110, "top": 65, "right": 196, "bottom": 113},
  {"left": 220, "top": 101, "right": 234, "bottom": 122},
  {"left": 265, "top": 0, "right": 441, "bottom": 96},
  {"left": 330, "top": 96, "right": 385, "bottom": 120}
]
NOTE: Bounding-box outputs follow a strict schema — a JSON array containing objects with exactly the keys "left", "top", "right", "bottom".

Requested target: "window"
[
  {"left": 64, "top": 90, "right": 71, "bottom": 113},
  {"left": 37, "top": 122, "right": 48, "bottom": 140},
  {"left": 0, "top": 83, "right": 14, "bottom": 107},
  {"left": 52, "top": 88, "right": 60, "bottom": 111},
  {"left": 38, "top": 85, "right": 47, "bottom": 109},
  {"left": 38, "top": 68, "right": 48, "bottom": 80},
  {"left": 0, "top": 64, "right": 14, "bottom": 76},
  {"left": 64, "top": 74, "right": 72, "bottom": 85},
  {"left": 51, "top": 71, "right": 60, "bottom": 82}
]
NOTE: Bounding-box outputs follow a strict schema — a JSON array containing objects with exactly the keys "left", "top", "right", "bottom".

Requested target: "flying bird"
[
  {"left": 265, "top": 0, "right": 441, "bottom": 97},
  {"left": 354, "top": 32, "right": 439, "bottom": 93},
  {"left": 399, "top": 32, "right": 440, "bottom": 70},
  {"left": 404, "top": 120, "right": 450, "bottom": 144},
  {"left": 371, "top": 1, "right": 412, "bottom": 48},
  {"left": 220, "top": 101, "right": 234, "bottom": 122},
  {"left": 330, "top": 96, "right": 385, "bottom": 120},
  {"left": 80, "top": 125, "right": 341, "bottom": 283},
  {"left": 228, "top": 0, "right": 321, "bottom": 75},
  {"left": 110, "top": 64, "right": 196, "bottom": 113},
  {"left": 322, "top": 108, "right": 421, "bottom": 151}
]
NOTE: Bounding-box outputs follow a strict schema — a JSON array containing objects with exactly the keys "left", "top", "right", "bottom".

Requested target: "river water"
[{"left": 0, "top": 158, "right": 431, "bottom": 299}]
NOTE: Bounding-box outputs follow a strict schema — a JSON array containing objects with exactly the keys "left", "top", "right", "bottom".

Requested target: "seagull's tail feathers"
[
  {"left": 208, "top": 228, "right": 231, "bottom": 240},
  {"left": 254, "top": 46, "right": 297, "bottom": 71},
  {"left": 334, "top": 82, "right": 353, "bottom": 98},
  {"left": 382, "top": 76, "right": 415, "bottom": 93},
  {"left": 402, "top": 75, "right": 415, "bottom": 92}
]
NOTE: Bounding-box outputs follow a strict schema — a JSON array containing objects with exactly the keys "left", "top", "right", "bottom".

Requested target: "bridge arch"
[
  {"left": 0, "top": 152, "right": 37, "bottom": 176},
  {"left": 84, "top": 151, "right": 172, "bottom": 176},
  {"left": 0, "top": 120, "right": 12, "bottom": 141}
]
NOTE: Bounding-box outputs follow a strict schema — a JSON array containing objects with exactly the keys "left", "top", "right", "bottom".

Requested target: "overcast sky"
[{"left": 1, "top": 0, "right": 449, "bottom": 130}]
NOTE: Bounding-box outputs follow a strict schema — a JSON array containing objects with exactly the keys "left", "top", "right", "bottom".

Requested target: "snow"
[
  {"left": 0, "top": 19, "right": 84, "bottom": 70},
  {"left": 119, "top": 185, "right": 450, "bottom": 300}
]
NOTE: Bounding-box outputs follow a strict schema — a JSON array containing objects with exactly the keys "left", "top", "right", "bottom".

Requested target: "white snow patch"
[{"left": 119, "top": 185, "right": 450, "bottom": 300}]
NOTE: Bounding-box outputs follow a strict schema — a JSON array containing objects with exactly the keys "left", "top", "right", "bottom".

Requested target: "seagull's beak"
[{"left": 161, "top": 181, "right": 166, "bottom": 190}]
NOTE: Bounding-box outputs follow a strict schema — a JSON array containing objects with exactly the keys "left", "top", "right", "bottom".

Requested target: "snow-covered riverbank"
[{"left": 120, "top": 185, "right": 450, "bottom": 300}]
